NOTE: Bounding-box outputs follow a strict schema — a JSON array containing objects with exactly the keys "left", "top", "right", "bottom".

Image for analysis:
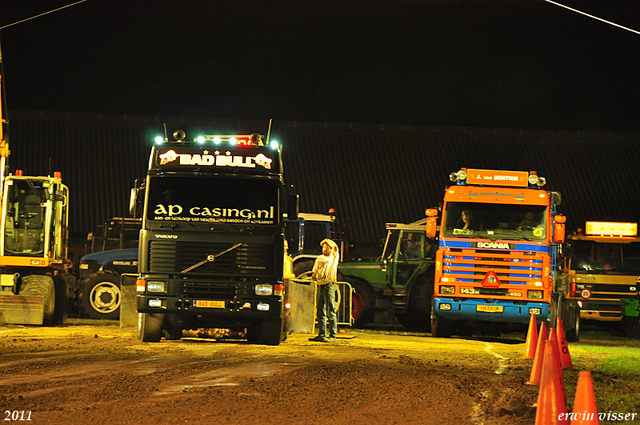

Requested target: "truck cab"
[{"left": 563, "top": 222, "right": 640, "bottom": 337}]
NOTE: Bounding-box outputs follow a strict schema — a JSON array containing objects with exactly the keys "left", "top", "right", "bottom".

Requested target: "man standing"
[{"left": 309, "top": 239, "right": 339, "bottom": 342}]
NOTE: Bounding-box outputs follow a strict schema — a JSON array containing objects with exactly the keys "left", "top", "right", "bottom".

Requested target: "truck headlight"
[
  {"left": 440, "top": 285, "right": 455, "bottom": 295},
  {"left": 529, "top": 307, "right": 542, "bottom": 315},
  {"left": 147, "top": 281, "right": 166, "bottom": 293},
  {"left": 257, "top": 302, "right": 270, "bottom": 311},
  {"left": 255, "top": 284, "right": 273, "bottom": 296},
  {"left": 528, "top": 290, "right": 543, "bottom": 299},
  {"left": 439, "top": 303, "right": 452, "bottom": 311}
]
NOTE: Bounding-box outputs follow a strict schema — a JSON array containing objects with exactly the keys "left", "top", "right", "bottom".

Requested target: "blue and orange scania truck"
[{"left": 425, "top": 168, "right": 578, "bottom": 338}]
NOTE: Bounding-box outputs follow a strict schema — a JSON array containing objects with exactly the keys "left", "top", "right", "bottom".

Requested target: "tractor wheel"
[
  {"left": 348, "top": 278, "right": 375, "bottom": 328},
  {"left": 79, "top": 270, "right": 121, "bottom": 320},
  {"left": 293, "top": 259, "right": 315, "bottom": 279},
  {"left": 19, "top": 275, "right": 56, "bottom": 325},
  {"left": 138, "top": 313, "right": 164, "bottom": 342},
  {"left": 394, "top": 274, "right": 434, "bottom": 332}
]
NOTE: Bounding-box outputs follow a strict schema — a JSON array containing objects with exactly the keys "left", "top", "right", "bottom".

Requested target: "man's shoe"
[
  {"left": 309, "top": 335, "right": 326, "bottom": 342},
  {"left": 322, "top": 337, "right": 336, "bottom": 343}
]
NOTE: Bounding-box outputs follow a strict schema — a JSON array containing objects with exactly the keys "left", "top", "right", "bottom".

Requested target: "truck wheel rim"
[{"left": 90, "top": 282, "right": 121, "bottom": 314}]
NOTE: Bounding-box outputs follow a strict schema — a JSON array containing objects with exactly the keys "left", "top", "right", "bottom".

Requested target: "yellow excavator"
[{"left": 0, "top": 43, "right": 71, "bottom": 325}]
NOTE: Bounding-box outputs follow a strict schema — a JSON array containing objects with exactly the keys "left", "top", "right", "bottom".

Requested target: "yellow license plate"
[
  {"left": 193, "top": 300, "right": 225, "bottom": 308},
  {"left": 477, "top": 305, "right": 503, "bottom": 313}
]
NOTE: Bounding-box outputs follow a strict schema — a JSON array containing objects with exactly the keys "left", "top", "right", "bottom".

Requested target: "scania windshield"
[
  {"left": 146, "top": 176, "right": 279, "bottom": 225},
  {"left": 442, "top": 202, "right": 547, "bottom": 241}
]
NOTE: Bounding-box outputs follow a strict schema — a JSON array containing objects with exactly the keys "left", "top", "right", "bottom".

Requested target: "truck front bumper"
[
  {"left": 433, "top": 297, "right": 549, "bottom": 324},
  {"left": 137, "top": 295, "right": 282, "bottom": 320}
]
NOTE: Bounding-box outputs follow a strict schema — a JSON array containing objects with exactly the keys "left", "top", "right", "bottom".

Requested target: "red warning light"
[{"left": 236, "top": 138, "right": 253, "bottom": 147}]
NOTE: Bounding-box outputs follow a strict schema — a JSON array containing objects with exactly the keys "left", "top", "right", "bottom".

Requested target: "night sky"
[{"left": 1, "top": 0, "right": 639, "bottom": 131}]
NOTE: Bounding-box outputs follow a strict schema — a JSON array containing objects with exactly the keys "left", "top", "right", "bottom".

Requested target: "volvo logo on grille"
[
  {"left": 475, "top": 242, "right": 512, "bottom": 249},
  {"left": 155, "top": 234, "right": 178, "bottom": 239}
]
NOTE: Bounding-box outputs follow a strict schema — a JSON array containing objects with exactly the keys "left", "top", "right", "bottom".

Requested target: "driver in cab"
[{"left": 455, "top": 210, "right": 480, "bottom": 232}]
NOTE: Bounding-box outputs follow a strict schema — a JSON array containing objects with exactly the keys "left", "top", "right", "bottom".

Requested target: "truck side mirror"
[
  {"left": 288, "top": 193, "right": 299, "bottom": 221},
  {"left": 553, "top": 215, "right": 566, "bottom": 244},
  {"left": 425, "top": 208, "right": 439, "bottom": 238},
  {"left": 129, "top": 179, "right": 146, "bottom": 218},
  {"left": 129, "top": 188, "right": 139, "bottom": 218}
]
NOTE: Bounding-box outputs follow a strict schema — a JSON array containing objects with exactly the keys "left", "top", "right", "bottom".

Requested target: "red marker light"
[{"left": 236, "top": 138, "right": 253, "bottom": 147}]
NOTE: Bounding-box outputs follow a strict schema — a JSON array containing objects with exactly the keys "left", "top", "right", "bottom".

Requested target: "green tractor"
[{"left": 338, "top": 221, "right": 437, "bottom": 330}]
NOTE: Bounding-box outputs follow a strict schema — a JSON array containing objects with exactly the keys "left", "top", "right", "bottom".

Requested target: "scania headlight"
[
  {"left": 528, "top": 290, "right": 543, "bottom": 299},
  {"left": 440, "top": 285, "right": 456, "bottom": 295},
  {"left": 147, "top": 281, "right": 166, "bottom": 293},
  {"left": 255, "top": 284, "right": 273, "bottom": 296}
]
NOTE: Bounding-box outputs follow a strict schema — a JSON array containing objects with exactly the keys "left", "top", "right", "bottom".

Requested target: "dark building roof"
[{"left": 8, "top": 110, "right": 640, "bottom": 245}]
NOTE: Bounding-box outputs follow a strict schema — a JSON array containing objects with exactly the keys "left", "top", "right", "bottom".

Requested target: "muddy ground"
[{"left": 1, "top": 322, "right": 566, "bottom": 424}]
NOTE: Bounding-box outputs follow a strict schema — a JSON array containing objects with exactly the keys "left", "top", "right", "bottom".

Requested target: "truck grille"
[
  {"left": 443, "top": 248, "right": 548, "bottom": 284},
  {"left": 181, "top": 280, "right": 238, "bottom": 299},
  {"left": 149, "top": 241, "right": 274, "bottom": 276}
]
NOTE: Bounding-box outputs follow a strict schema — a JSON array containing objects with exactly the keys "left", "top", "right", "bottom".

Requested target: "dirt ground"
[{"left": 0, "top": 322, "right": 547, "bottom": 424}]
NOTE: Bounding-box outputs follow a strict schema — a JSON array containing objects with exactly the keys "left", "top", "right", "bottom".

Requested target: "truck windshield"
[
  {"left": 442, "top": 202, "right": 547, "bottom": 241},
  {"left": 569, "top": 240, "right": 640, "bottom": 274},
  {"left": 3, "top": 179, "right": 48, "bottom": 255},
  {"left": 146, "top": 176, "right": 279, "bottom": 225}
]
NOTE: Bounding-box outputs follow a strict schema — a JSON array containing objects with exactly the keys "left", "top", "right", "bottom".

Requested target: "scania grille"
[
  {"left": 443, "top": 249, "right": 547, "bottom": 284},
  {"left": 149, "top": 241, "right": 274, "bottom": 275}
]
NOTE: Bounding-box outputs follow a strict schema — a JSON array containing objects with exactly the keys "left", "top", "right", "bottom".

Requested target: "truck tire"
[
  {"left": 348, "top": 278, "right": 375, "bottom": 328},
  {"left": 249, "top": 318, "right": 283, "bottom": 346},
  {"left": 394, "top": 274, "right": 434, "bottom": 332},
  {"left": 561, "top": 301, "right": 580, "bottom": 342},
  {"left": 79, "top": 270, "right": 121, "bottom": 320},
  {"left": 138, "top": 313, "right": 164, "bottom": 342},
  {"left": 621, "top": 316, "right": 640, "bottom": 339},
  {"left": 430, "top": 302, "right": 453, "bottom": 338},
  {"left": 19, "top": 275, "right": 56, "bottom": 325}
]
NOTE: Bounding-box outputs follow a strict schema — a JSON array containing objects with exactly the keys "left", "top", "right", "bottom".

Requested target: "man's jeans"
[{"left": 317, "top": 282, "right": 337, "bottom": 338}]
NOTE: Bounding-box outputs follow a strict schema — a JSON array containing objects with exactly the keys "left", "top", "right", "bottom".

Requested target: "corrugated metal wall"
[{"left": 8, "top": 111, "right": 640, "bottom": 245}]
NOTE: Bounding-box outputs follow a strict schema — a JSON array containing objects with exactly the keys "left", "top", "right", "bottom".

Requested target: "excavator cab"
[{"left": 1, "top": 173, "right": 69, "bottom": 262}]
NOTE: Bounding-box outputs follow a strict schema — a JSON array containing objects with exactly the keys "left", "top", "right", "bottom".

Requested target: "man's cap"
[{"left": 320, "top": 238, "right": 338, "bottom": 251}]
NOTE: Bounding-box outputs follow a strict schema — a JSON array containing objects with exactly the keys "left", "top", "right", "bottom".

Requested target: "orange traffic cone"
[
  {"left": 548, "top": 328, "right": 566, "bottom": 395},
  {"left": 523, "top": 314, "right": 539, "bottom": 359},
  {"left": 557, "top": 318, "right": 574, "bottom": 369},
  {"left": 526, "top": 321, "right": 548, "bottom": 386},
  {"left": 570, "top": 371, "right": 599, "bottom": 424},
  {"left": 535, "top": 342, "right": 568, "bottom": 424}
]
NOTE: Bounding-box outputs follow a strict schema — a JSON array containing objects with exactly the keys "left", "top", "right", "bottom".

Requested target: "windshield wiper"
[{"left": 181, "top": 243, "right": 242, "bottom": 273}]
